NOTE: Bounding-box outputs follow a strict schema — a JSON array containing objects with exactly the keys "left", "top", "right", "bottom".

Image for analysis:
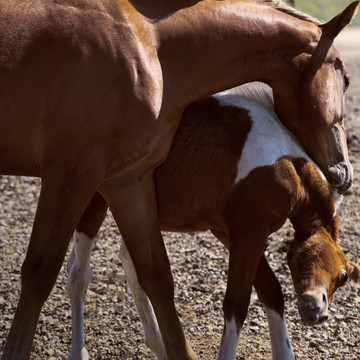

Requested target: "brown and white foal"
[{"left": 68, "top": 83, "right": 359, "bottom": 360}]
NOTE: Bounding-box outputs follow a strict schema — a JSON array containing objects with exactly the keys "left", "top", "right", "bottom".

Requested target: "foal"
[{"left": 68, "top": 82, "right": 359, "bottom": 360}]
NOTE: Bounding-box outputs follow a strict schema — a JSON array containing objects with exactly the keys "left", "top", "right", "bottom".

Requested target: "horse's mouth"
[
  {"left": 298, "top": 291, "right": 329, "bottom": 326},
  {"left": 300, "top": 312, "right": 329, "bottom": 326},
  {"left": 322, "top": 162, "right": 353, "bottom": 194}
]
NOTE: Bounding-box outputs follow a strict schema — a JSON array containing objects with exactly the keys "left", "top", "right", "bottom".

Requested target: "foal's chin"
[
  {"left": 297, "top": 290, "right": 329, "bottom": 326},
  {"left": 323, "top": 162, "right": 353, "bottom": 195}
]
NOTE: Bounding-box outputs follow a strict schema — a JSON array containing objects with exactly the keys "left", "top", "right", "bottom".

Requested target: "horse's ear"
[
  {"left": 320, "top": 1, "right": 360, "bottom": 40},
  {"left": 348, "top": 260, "right": 360, "bottom": 282}
]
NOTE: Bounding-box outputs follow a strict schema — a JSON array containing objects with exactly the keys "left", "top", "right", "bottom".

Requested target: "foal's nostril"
[{"left": 322, "top": 293, "right": 327, "bottom": 304}]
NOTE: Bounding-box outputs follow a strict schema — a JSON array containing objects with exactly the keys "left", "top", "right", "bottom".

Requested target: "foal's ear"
[
  {"left": 320, "top": 1, "right": 360, "bottom": 40},
  {"left": 348, "top": 261, "right": 360, "bottom": 282}
]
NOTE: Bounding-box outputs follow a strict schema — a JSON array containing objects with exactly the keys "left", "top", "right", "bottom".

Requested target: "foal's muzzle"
[
  {"left": 323, "top": 161, "right": 353, "bottom": 194},
  {"left": 298, "top": 291, "right": 329, "bottom": 326}
]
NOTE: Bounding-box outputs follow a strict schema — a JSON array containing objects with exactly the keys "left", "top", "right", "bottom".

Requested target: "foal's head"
[
  {"left": 273, "top": 2, "right": 359, "bottom": 194},
  {"left": 287, "top": 228, "right": 359, "bottom": 325}
]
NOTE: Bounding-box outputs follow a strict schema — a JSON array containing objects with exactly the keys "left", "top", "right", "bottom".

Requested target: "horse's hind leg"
[
  {"left": 100, "top": 171, "right": 197, "bottom": 360},
  {"left": 2, "top": 167, "right": 102, "bottom": 360},
  {"left": 253, "top": 255, "right": 294, "bottom": 360},
  {"left": 119, "top": 243, "right": 166, "bottom": 360},
  {"left": 67, "top": 192, "right": 108, "bottom": 360}
]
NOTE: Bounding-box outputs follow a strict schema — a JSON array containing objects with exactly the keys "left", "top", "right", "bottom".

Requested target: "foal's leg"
[
  {"left": 253, "top": 255, "right": 294, "bottom": 360},
  {"left": 119, "top": 243, "right": 166, "bottom": 360},
  {"left": 217, "top": 227, "right": 268, "bottom": 360},
  {"left": 100, "top": 171, "right": 197, "bottom": 360},
  {"left": 212, "top": 229, "right": 294, "bottom": 359},
  {"left": 2, "top": 167, "right": 102, "bottom": 360},
  {"left": 67, "top": 192, "right": 108, "bottom": 360}
]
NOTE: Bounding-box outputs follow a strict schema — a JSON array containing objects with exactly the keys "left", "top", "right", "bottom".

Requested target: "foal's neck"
[
  {"left": 289, "top": 159, "right": 338, "bottom": 242},
  {"left": 154, "top": 0, "right": 320, "bottom": 107}
]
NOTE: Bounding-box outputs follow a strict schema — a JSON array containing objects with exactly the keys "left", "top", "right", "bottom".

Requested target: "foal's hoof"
[{"left": 68, "top": 347, "right": 89, "bottom": 360}]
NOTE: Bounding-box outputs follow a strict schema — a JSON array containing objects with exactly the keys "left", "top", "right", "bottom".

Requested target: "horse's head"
[
  {"left": 273, "top": 2, "right": 359, "bottom": 194},
  {"left": 287, "top": 228, "right": 359, "bottom": 326}
]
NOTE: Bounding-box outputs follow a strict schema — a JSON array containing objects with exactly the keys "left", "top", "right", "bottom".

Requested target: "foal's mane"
[{"left": 253, "top": 0, "right": 322, "bottom": 25}]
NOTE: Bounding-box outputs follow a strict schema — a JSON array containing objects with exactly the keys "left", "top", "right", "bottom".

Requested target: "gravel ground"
[{"left": 1, "top": 29, "right": 360, "bottom": 360}]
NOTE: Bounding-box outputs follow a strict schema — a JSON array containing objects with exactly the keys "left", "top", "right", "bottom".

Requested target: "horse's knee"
[
  {"left": 222, "top": 298, "right": 248, "bottom": 331},
  {"left": 20, "top": 249, "right": 64, "bottom": 303}
]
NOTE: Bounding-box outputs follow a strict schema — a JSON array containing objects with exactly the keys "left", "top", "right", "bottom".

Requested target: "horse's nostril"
[{"left": 322, "top": 293, "right": 327, "bottom": 304}]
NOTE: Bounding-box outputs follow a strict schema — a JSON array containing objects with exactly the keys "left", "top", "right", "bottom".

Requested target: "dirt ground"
[{"left": 1, "top": 29, "right": 360, "bottom": 360}]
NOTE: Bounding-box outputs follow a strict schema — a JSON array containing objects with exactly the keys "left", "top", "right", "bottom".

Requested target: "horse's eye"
[
  {"left": 344, "top": 75, "right": 351, "bottom": 92},
  {"left": 340, "top": 271, "right": 348, "bottom": 286}
]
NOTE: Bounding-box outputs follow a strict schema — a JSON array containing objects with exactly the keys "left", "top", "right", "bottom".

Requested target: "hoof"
[{"left": 68, "top": 347, "right": 89, "bottom": 360}]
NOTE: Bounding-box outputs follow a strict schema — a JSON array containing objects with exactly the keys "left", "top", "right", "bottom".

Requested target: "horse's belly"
[{"left": 0, "top": 125, "right": 41, "bottom": 176}]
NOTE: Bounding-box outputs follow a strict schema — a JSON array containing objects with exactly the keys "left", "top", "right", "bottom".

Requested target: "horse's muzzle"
[
  {"left": 298, "top": 291, "right": 329, "bottom": 326},
  {"left": 323, "top": 161, "right": 353, "bottom": 194}
]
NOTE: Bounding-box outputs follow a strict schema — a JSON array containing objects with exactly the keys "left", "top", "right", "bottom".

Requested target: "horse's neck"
[{"left": 154, "top": 0, "right": 320, "bottom": 106}]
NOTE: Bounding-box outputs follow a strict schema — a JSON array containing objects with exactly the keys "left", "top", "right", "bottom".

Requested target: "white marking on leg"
[
  {"left": 265, "top": 307, "right": 294, "bottom": 360},
  {"left": 119, "top": 243, "right": 166, "bottom": 360},
  {"left": 217, "top": 317, "right": 239, "bottom": 360},
  {"left": 67, "top": 231, "right": 94, "bottom": 360}
]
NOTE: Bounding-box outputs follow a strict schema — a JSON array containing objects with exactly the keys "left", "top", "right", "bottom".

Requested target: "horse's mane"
[{"left": 253, "top": 0, "right": 322, "bottom": 25}]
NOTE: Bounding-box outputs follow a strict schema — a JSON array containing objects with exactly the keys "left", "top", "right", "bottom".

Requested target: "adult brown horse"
[{"left": 0, "top": 1, "right": 357, "bottom": 359}]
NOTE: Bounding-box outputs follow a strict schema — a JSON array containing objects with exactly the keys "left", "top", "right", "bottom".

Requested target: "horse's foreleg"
[
  {"left": 217, "top": 228, "right": 268, "bottom": 360},
  {"left": 100, "top": 171, "right": 197, "bottom": 360},
  {"left": 67, "top": 192, "right": 108, "bottom": 360},
  {"left": 253, "top": 255, "right": 294, "bottom": 360},
  {"left": 1, "top": 167, "right": 102, "bottom": 360},
  {"left": 119, "top": 243, "right": 166, "bottom": 360}
]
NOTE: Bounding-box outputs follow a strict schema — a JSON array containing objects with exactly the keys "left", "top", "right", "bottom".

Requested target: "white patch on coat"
[
  {"left": 265, "top": 307, "right": 295, "bottom": 360},
  {"left": 214, "top": 82, "right": 322, "bottom": 184},
  {"left": 217, "top": 317, "right": 239, "bottom": 360}
]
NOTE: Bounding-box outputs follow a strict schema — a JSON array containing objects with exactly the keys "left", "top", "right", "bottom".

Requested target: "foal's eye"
[
  {"left": 344, "top": 75, "right": 351, "bottom": 92},
  {"left": 340, "top": 271, "right": 348, "bottom": 286}
]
